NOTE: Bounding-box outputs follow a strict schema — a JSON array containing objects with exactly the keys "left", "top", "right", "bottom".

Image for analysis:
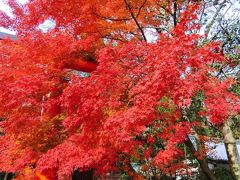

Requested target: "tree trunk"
[
  {"left": 72, "top": 169, "right": 93, "bottom": 180},
  {"left": 3, "top": 173, "right": 8, "bottom": 180},
  {"left": 186, "top": 136, "right": 217, "bottom": 180},
  {"left": 222, "top": 119, "right": 240, "bottom": 180}
]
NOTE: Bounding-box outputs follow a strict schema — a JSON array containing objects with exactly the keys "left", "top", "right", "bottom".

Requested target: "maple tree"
[{"left": 0, "top": 0, "right": 239, "bottom": 179}]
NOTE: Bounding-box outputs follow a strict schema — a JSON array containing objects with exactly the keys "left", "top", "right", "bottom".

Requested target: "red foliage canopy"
[{"left": 0, "top": 1, "right": 239, "bottom": 179}]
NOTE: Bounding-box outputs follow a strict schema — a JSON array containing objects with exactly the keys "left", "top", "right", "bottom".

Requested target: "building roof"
[
  {"left": 0, "top": 31, "right": 17, "bottom": 40},
  {"left": 207, "top": 141, "right": 240, "bottom": 162},
  {"left": 189, "top": 135, "right": 240, "bottom": 162}
]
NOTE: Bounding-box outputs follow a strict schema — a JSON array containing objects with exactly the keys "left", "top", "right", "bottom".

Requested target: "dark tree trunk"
[
  {"left": 173, "top": 0, "right": 178, "bottom": 27},
  {"left": 72, "top": 169, "right": 93, "bottom": 180}
]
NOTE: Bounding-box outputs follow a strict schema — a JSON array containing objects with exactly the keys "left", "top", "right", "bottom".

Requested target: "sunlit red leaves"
[
  {"left": 203, "top": 78, "right": 239, "bottom": 124},
  {"left": 2, "top": 0, "right": 197, "bottom": 43},
  {"left": 1, "top": 30, "right": 238, "bottom": 176}
]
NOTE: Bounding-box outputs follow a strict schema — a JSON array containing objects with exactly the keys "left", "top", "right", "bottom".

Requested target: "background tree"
[{"left": 198, "top": 1, "right": 240, "bottom": 178}]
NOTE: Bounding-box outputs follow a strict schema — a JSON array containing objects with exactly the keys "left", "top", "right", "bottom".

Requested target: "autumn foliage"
[{"left": 0, "top": 0, "right": 239, "bottom": 179}]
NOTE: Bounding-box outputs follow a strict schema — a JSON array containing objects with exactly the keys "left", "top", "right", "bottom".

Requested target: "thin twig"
[
  {"left": 199, "top": 1, "right": 206, "bottom": 23},
  {"left": 157, "top": 3, "right": 174, "bottom": 16},
  {"left": 136, "top": 0, "right": 147, "bottom": 18},
  {"left": 93, "top": 12, "right": 131, "bottom": 21},
  {"left": 40, "top": 95, "right": 45, "bottom": 124}
]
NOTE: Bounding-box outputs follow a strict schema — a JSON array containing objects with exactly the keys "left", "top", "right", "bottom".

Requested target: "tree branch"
[
  {"left": 199, "top": 1, "right": 206, "bottom": 23},
  {"left": 173, "top": 0, "right": 178, "bottom": 27},
  {"left": 185, "top": 135, "right": 217, "bottom": 180},
  {"left": 93, "top": 12, "right": 131, "bottom": 22},
  {"left": 157, "top": 3, "right": 174, "bottom": 17},
  {"left": 136, "top": 0, "right": 147, "bottom": 18},
  {"left": 124, "top": 0, "right": 147, "bottom": 42}
]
